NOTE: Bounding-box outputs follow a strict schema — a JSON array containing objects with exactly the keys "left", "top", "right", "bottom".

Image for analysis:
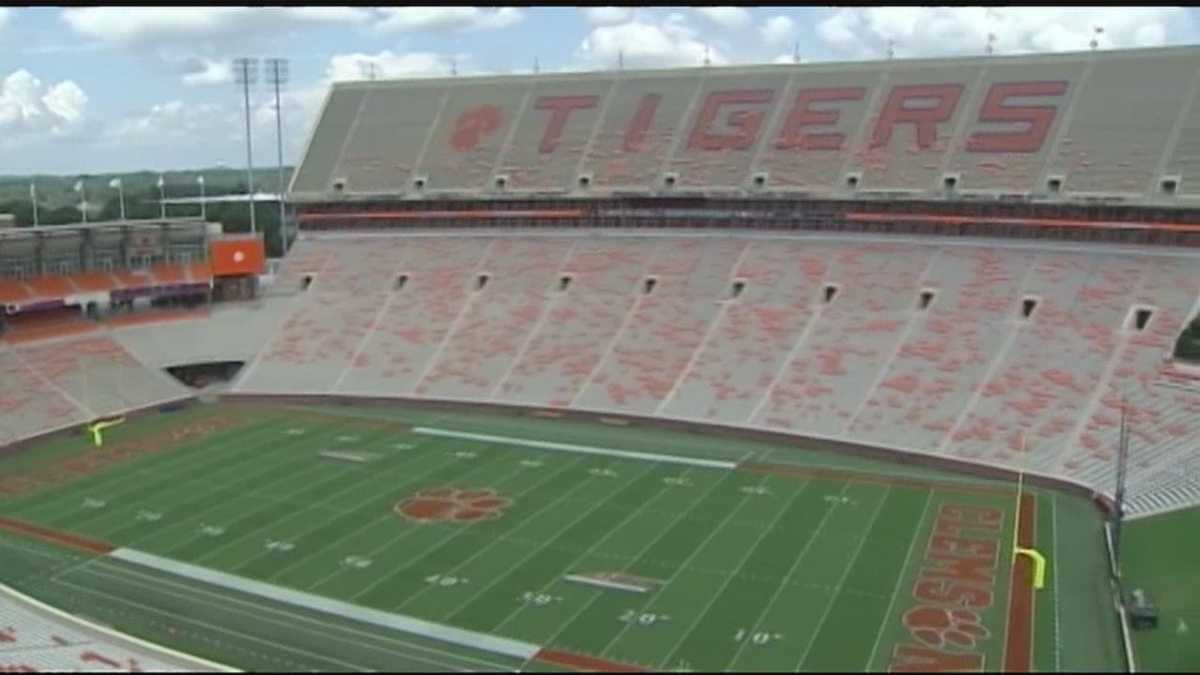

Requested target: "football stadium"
[{"left": 2, "top": 42, "right": 1200, "bottom": 672}]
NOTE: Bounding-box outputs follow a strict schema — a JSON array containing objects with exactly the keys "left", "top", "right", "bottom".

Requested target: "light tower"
[
  {"left": 233, "top": 57, "right": 259, "bottom": 235},
  {"left": 886, "top": 38, "right": 895, "bottom": 60},
  {"left": 265, "top": 57, "right": 289, "bottom": 256},
  {"left": 197, "top": 174, "right": 206, "bottom": 221},
  {"left": 986, "top": 32, "right": 996, "bottom": 56},
  {"left": 1091, "top": 26, "right": 1104, "bottom": 51}
]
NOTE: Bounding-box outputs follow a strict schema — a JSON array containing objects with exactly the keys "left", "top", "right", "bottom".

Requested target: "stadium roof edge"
[{"left": 328, "top": 43, "right": 1200, "bottom": 88}]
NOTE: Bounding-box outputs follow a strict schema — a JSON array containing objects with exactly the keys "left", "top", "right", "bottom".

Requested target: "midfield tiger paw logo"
[
  {"left": 396, "top": 487, "right": 510, "bottom": 523},
  {"left": 451, "top": 106, "right": 502, "bottom": 152},
  {"left": 902, "top": 606, "right": 990, "bottom": 650}
]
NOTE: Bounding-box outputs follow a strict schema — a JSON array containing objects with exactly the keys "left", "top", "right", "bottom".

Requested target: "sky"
[{"left": 0, "top": 6, "right": 1197, "bottom": 177}]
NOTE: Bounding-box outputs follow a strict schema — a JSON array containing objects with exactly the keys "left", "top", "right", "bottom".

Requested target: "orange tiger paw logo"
[
  {"left": 451, "top": 106, "right": 502, "bottom": 152},
  {"left": 396, "top": 487, "right": 510, "bottom": 522},
  {"left": 902, "top": 606, "right": 990, "bottom": 650}
]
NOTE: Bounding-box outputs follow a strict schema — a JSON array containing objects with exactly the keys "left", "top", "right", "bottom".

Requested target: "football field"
[{"left": 0, "top": 401, "right": 1124, "bottom": 672}]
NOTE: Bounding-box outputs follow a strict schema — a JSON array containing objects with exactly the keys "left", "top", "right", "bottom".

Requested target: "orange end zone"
[
  {"left": 1003, "top": 493, "right": 1036, "bottom": 672},
  {"left": 533, "top": 649, "right": 649, "bottom": 673},
  {"left": 0, "top": 515, "right": 114, "bottom": 555}
]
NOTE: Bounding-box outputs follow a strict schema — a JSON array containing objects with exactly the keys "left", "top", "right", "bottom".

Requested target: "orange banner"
[{"left": 209, "top": 238, "right": 265, "bottom": 277}]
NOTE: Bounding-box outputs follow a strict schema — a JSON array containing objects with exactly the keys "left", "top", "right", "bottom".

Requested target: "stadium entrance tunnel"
[{"left": 165, "top": 361, "right": 245, "bottom": 389}]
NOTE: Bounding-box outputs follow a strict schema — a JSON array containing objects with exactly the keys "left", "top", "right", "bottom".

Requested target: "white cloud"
[
  {"left": 577, "top": 17, "right": 727, "bottom": 69},
  {"left": 60, "top": 7, "right": 374, "bottom": 85},
  {"left": 181, "top": 58, "right": 232, "bottom": 86},
  {"left": 0, "top": 69, "right": 89, "bottom": 148},
  {"left": 62, "top": 7, "right": 371, "bottom": 45},
  {"left": 694, "top": 7, "right": 752, "bottom": 30},
  {"left": 372, "top": 7, "right": 522, "bottom": 34},
  {"left": 0, "top": 8, "right": 10, "bottom": 30},
  {"left": 581, "top": 7, "right": 634, "bottom": 27},
  {"left": 325, "top": 50, "right": 462, "bottom": 82},
  {"left": 109, "top": 100, "right": 223, "bottom": 143},
  {"left": 760, "top": 16, "right": 795, "bottom": 47},
  {"left": 816, "top": 7, "right": 1187, "bottom": 60}
]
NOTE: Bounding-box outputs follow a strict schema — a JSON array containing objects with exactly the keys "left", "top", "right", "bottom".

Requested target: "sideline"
[{"left": 411, "top": 427, "right": 738, "bottom": 469}]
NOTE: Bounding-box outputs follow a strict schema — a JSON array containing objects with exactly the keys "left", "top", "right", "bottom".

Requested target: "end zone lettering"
[{"left": 888, "top": 504, "right": 1003, "bottom": 672}]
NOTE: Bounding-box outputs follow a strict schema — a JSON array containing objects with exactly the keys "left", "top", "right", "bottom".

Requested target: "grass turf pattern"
[{"left": 0, "top": 401, "right": 1125, "bottom": 672}]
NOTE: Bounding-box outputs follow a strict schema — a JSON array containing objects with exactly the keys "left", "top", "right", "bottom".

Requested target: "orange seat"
[
  {"left": 0, "top": 281, "right": 30, "bottom": 305},
  {"left": 25, "top": 276, "right": 75, "bottom": 299}
]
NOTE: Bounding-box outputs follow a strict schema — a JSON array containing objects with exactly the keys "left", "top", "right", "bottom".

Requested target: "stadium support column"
[
  {"left": 1113, "top": 395, "right": 1131, "bottom": 574},
  {"left": 234, "top": 57, "right": 259, "bottom": 236},
  {"left": 266, "top": 58, "right": 289, "bottom": 257}
]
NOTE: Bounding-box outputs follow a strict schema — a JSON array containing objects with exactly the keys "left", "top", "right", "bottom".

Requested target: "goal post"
[{"left": 85, "top": 416, "right": 126, "bottom": 447}]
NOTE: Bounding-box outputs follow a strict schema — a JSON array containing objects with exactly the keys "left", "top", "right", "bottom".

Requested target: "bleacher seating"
[
  {"left": 224, "top": 230, "right": 1200, "bottom": 516},
  {"left": 289, "top": 45, "right": 1200, "bottom": 204}
]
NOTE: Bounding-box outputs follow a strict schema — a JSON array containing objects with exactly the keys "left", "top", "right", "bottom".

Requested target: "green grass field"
[
  {"left": 0, "top": 401, "right": 1125, "bottom": 672},
  {"left": 1122, "top": 506, "right": 1200, "bottom": 672}
]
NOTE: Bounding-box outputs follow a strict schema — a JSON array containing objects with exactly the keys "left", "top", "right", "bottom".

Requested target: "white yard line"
[
  {"left": 106, "top": 549, "right": 540, "bottom": 660},
  {"left": 412, "top": 427, "right": 737, "bottom": 469},
  {"left": 865, "top": 489, "right": 935, "bottom": 672},
  {"left": 347, "top": 457, "right": 585, "bottom": 604},
  {"left": 488, "top": 466, "right": 698, "bottom": 634},
  {"left": 656, "top": 474, "right": 815, "bottom": 670},
  {"left": 398, "top": 454, "right": 638, "bottom": 612},
  {"left": 301, "top": 451, "right": 534, "bottom": 593},
  {"left": 792, "top": 485, "right": 892, "bottom": 671},
  {"left": 192, "top": 445, "right": 451, "bottom": 566},
  {"left": 1052, "top": 493, "right": 1062, "bottom": 673},
  {"left": 419, "top": 457, "right": 651, "bottom": 619},
  {"left": 590, "top": 470, "right": 772, "bottom": 659},
  {"left": 537, "top": 468, "right": 735, "bottom": 652},
  {"left": 724, "top": 480, "right": 848, "bottom": 668}
]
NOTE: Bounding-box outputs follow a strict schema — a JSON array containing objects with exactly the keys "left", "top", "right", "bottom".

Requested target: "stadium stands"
[
  {"left": 290, "top": 46, "right": 1200, "bottom": 205},
  {"left": 229, "top": 230, "right": 1200, "bottom": 515}
]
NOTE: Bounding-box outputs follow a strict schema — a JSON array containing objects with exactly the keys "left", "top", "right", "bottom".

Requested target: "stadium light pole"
[
  {"left": 156, "top": 174, "right": 166, "bottom": 220},
  {"left": 74, "top": 178, "right": 88, "bottom": 225},
  {"left": 29, "top": 182, "right": 38, "bottom": 227},
  {"left": 197, "top": 175, "right": 206, "bottom": 221},
  {"left": 986, "top": 33, "right": 996, "bottom": 56},
  {"left": 109, "top": 178, "right": 125, "bottom": 221},
  {"left": 886, "top": 39, "right": 895, "bottom": 60},
  {"left": 1091, "top": 26, "right": 1104, "bottom": 51},
  {"left": 234, "top": 57, "right": 259, "bottom": 235},
  {"left": 617, "top": 48, "right": 624, "bottom": 71},
  {"left": 266, "top": 57, "right": 289, "bottom": 257}
]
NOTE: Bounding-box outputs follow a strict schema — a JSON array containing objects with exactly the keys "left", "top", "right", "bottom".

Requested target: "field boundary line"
[
  {"left": 793, "top": 484, "right": 892, "bottom": 671},
  {"left": 658, "top": 474, "right": 819, "bottom": 670},
  {"left": 740, "top": 461, "right": 1012, "bottom": 496},
  {"left": 1052, "top": 493, "right": 1062, "bottom": 672},
  {"left": 108, "top": 548, "right": 541, "bottom": 660},
  {"left": 0, "top": 580, "right": 239, "bottom": 672},
  {"left": 412, "top": 427, "right": 737, "bottom": 469},
  {"left": 51, "top": 575, "right": 366, "bottom": 672},
  {"left": 61, "top": 561, "right": 513, "bottom": 672},
  {"left": 864, "top": 488, "right": 935, "bottom": 672}
]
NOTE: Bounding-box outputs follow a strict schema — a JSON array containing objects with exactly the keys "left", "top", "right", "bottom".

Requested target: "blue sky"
[{"left": 0, "top": 6, "right": 1197, "bottom": 176}]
